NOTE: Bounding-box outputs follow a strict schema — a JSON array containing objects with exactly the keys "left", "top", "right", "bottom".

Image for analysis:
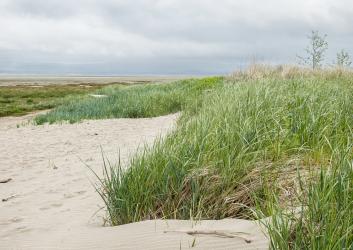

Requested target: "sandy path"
[{"left": 0, "top": 113, "right": 268, "bottom": 250}]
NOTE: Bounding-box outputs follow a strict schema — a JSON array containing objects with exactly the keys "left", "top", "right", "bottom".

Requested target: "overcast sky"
[{"left": 0, "top": 0, "right": 352, "bottom": 75}]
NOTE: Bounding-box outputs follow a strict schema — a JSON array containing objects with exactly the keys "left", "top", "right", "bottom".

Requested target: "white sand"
[{"left": 0, "top": 113, "right": 268, "bottom": 250}]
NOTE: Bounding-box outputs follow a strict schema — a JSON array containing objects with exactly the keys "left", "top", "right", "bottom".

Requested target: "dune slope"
[{"left": 0, "top": 113, "right": 268, "bottom": 250}]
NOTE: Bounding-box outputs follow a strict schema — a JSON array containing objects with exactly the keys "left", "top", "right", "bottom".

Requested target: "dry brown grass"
[{"left": 229, "top": 64, "right": 353, "bottom": 81}]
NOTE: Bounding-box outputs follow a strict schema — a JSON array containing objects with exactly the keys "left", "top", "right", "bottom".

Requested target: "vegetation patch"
[
  {"left": 0, "top": 84, "right": 107, "bottom": 117},
  {"left": 95, "top": 67, "right": 352, "bottom": 249},
  {"left": 34, "top": 77, "right": 223, "bottom": 124}
]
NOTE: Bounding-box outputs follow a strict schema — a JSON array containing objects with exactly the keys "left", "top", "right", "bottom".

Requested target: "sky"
[{"left": 0, "top": 0, "right": 352, "bottom": 75}]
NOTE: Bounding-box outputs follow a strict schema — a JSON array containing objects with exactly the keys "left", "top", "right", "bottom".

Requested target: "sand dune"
[{"left": 0, "top": 113, "right": 268, "bottom": 250}]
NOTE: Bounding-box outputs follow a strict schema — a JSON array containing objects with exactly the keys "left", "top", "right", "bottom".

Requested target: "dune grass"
[
  {"left": 0, "top": 84, "right": 107, "bottom": 117},
  {"left": 262, "top": 159, "right": 352, "bottom": 249},
  {"left": 34, "top": 77, "right": 223, "bottom": 124},
  {"left": 94, "top": 67, "right": 352, "bottom": 249}
]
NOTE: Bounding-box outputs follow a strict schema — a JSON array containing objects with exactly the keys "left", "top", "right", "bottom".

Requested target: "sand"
[{"left": 0, "top": 113, "right": 269, "bottom": 250}]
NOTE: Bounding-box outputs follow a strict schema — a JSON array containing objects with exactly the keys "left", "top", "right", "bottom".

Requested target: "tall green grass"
[
  {"left": 34, "top": 78, "right": 222, "bottom": 124},
  {"left": 261, "top": 158, "right": 352, "bottom": 249},
  {"left": 96, "top": 69, "right": 352, "bottom": 249}
]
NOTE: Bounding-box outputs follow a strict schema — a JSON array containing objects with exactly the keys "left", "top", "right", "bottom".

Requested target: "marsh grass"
[
  {"left": 0, "top": 84, "right": 107, "bottom": 117},
  {"left": 34, "top": 77, "right": 222, "bottom": 124},
  {"left": 95, "top": 67, "right": 352, "bottom": 249}
]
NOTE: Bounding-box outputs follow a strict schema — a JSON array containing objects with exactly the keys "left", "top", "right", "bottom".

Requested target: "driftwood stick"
[
  {"left": 0, "top": 178, "right": 12, "bottom": 183},
  {"left": 164, "top": 229, "right": 252, "bottom": 243},
  {"left": 2, "top": 194, "right": 17, "bottom": 202}
]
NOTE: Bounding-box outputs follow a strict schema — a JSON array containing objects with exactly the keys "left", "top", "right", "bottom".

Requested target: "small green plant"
[{"left": 336, "top": 49, "right": 352, "bottom": 67}]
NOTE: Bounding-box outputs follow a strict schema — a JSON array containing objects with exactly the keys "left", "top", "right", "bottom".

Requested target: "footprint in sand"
[
  {"left": 16, "top": 226, "right": 31, "bottom": 233},
  {"left": 50, "top": 203, "right": 63, "bottom": 208},
  {"left": 60, "top": 208, "right": 71, "bottom": 213},
  {"left": 10, "top": 217, "right": 24, "bottom": 223},
  {"left": 39, "top": 203, "right": 63, "bottom": 210},
  {"left": 0, "top": 217, "right": 24, "bottom": 225},
  {"left": 71, "top": 177, "right": 84, "bottom": 183},
  {"left": 75, "top": 190, "right": 86, "bottom": 195},
  {"left": 46, "top": 189, "right": 59, "bottom": 194},
  {"left": 27, "top": 176, "right": 37, "bottom": 181},
  {"left": 64, "top": 193, "right": 75, "bottom": 199},
  {"left": 63, "top": 190, "right": 86, "bottom": 199}
]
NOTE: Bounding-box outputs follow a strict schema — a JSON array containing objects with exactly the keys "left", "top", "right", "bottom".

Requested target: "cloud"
[{"left": 0, "top": 0, "right": 352, "bottom": 74}]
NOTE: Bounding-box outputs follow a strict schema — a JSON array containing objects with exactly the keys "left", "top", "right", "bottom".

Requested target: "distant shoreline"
[{"left": 0, "top": 75, "right": 202, "bottom": 86}]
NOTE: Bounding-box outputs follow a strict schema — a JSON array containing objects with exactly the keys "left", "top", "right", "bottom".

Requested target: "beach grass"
[
  {"left": 260, "top": 159, "right": 352, "bottom": 249},
  {"left": 0, "top": 84, "right": 107, "bottom": 117},
  {"left": 94, "top": 66, "right": 352, "bottom": 249},
  {"left": 34, "top": 77, "right": 223, "bottom": 124}
]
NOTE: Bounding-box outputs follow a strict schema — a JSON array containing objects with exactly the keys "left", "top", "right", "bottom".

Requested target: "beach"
[{"left": 0, "top": 111, "right": 268, "bottom": 249}]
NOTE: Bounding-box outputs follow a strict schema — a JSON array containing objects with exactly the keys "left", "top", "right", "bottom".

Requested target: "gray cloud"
[{"left": 0, "top": 0, "right": 352, "bottom": 75}]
